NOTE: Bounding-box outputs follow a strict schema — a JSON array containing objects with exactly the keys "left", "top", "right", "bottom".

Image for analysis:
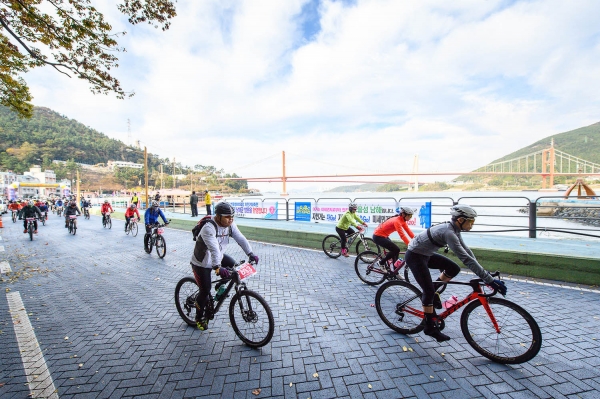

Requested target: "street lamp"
[{"left": 126, "top": 147, "right": 149, "bottom": 209}]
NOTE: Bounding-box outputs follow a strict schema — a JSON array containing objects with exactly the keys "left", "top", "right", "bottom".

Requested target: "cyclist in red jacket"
[
  {"left": 124, "top": 203, "right": 140, "bottom": 232},
  {"left": 372, "top": 206, "right": 415, "bottom": 269},
  {"left": 100, "top": 200, "right": 114, "bottom": 225}
]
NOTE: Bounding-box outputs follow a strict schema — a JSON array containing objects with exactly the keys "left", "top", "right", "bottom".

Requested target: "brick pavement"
[{"left": 1, "top": 214, "right": 599, "bottom": 398}]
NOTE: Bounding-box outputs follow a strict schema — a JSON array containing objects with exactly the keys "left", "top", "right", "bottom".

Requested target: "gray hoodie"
[{"left": 190, "top": 218, "right": 253, "bottom": 269}]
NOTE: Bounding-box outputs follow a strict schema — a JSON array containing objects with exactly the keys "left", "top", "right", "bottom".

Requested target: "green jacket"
[{"left": 336, "top": 211, "right": 363, "bottom": 230}]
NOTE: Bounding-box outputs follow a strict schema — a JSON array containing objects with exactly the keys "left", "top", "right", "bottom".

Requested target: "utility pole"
[
  {"left": 281, "top": 151, "right": 288, "bottom": 196},
  {"left": 144, "top": 146, "right": 149, "bottom": 209},
  {"left": 173, "top": 157, "right": 176, "bottom": 189},
  {"left": 160, "top": 164, "right": 163, "bottom": 190}
]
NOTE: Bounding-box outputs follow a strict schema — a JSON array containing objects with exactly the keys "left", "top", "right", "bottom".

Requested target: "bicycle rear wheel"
[
  {"left": 355, "top": 237, "right": 380, "bottom": 255},
  {"left": 131, "top": 222, "right": 138, "bottom": 237},
  {"left": 354, "top": 251, "right": 386, "bottom": 285},
  {"left": 41, "top": 217, "right": 46, "bottom": 226},
  {"left": 175, "top": 277, "right": 199, "bottom": 327},
  {"left": 375, "top": 281, "right": 424, "bottom": 334},
  {"left": 460, "top": 297, "right": 542, "bottom": 364},
  {"left": 229, "top": 290, "right": 274, "bottom": 347},
  {"left": 28, "top": 225, "right": 33, "bottom": 241},
  {"left": 155, "top": 235, "right": 166, "bottom": 258},
  {"left": 322, "top": 235, "right": 342, "bottom": 258}
]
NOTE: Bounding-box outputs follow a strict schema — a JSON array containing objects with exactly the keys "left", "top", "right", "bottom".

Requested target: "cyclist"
[
  {"left": 190, "top": 202, "right": 259, "bottom": 330},
  {"left": 336, "top": 203, "right": 368, "bottom": 257},
  {"left": 38, "top": 200, "right": 49, "bottom": 221},
  {"left": 372, "top": 206, "right": 415, "bottom": 269},
  {"left": 8, "top": 200, "right": 20, "bottom": 219},
  {"left": 18, "top": 200, "right": 42, "bottom": 234},
  {"left": 100, "top": 200, "right": 113, "bottom": 225},
  {"left": 55, "top": 198, "right": 64, "bottom": 214},
  {"left": 405, "top": 204, "right": 507, "bottom": 342},
  {"left": 64, "top": 200, "right": 81, "bottom": 228},
  {"left": 82, "top": 198, "right": 91, "bottom": 216},
  {"left": 124, "top": 203, "right": 141, "bottom": 232},
  {"left": 144, "top": 200, "right": 169, "bottom": 253}
]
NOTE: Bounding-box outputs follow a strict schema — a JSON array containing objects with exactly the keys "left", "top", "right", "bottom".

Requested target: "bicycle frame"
[{"left": 205, "top": 271, "right": 248, "bottom": 319}]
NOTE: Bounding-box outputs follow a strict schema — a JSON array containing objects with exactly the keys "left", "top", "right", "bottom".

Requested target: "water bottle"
[
  {"left": 443, "top": 295, "right": 459, "bottom": 309},
  {"left": 393, "top": 260, "right": 403, "bottom": 270},
  {"left": 215, "top": 284, "right": 227, "bottom": 301}
]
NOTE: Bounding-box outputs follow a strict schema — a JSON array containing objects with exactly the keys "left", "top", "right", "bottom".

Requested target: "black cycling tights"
[
  {"left": 335, "top": 226, "right": 355, "bottom": 250},
  {"left": 191, "top": 254, "right": 236, "bottom": 319},
  {"left": 405, "top": 251, "right": 460, "bottom": 306},
  {"left": 372, "top": 235, "right": 400, "bottom": 264}
]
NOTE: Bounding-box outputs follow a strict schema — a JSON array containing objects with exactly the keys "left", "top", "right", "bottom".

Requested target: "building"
[
  {"left": 0, "top": 171, "right": 17, "bottom": 198},
  {"left": 107, "top": 161, "right": 143, "bottom": 170},
  {"left": 24, "top": 166, "right": 57, "bottom": 197}
]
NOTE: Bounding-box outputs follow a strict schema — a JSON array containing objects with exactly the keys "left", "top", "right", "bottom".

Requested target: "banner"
[
  {"left": 229, "top": 201, "right": 278, "bottom": 220},
  {"left": 294, "top": 202, "right": 311, "bottom": 222}
]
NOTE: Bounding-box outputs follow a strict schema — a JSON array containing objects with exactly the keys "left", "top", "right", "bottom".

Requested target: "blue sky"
[{"left": 24, "top": 0, "right": 600, "bottom": 191}]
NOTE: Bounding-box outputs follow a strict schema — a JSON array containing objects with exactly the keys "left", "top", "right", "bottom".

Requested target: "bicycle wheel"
[
  {"left": 28, "top": 225, "right": 33, "bottom": 241},
  {"left": 155, "top": 235, "right": 166, "bottom": 258},
  {"left": 12, "top": 213, "right": 16, "bottom": 223},
  {"left": 125, "top": 223, "right": 131, "bottom": 235},
  {"left": 108, "top": 217, "right": 112, "bottom": 229},
  {"left": 322, "top": 235, "right": 342, "bottom": 258},
  {"left": 131, "top": 222, "right": 138, "bottom": 237},
  {"left": 355, "top": 237, "right": 380, "bottom": 255},
  {"left": 41, "top": 217, "right": 46, "bottom": 226},
  {"left": 355, "top": 251, "right": 386, "bottom": 285},
  {"left": 72, "top": 224, "right": 77, "bottom": 235},
  {"left": 175, "top": 277, "right": 200, "bottom": 327},
  {"left": 229, "top": 290, "right": 274, "bottom": 348},
  {"left": 375, "top": 281, "right": 424, "bottom": 334},
  {"left": 460, "top": 297, "right": 542, "bottom": 364}
]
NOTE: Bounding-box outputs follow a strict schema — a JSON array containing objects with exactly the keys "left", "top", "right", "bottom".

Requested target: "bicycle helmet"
[
  {"left": 151, "top": 200, "right": 159, "bottom": 207},
  {"left": 130, "top": 203, "right": 136, "bottom": 209},
  {"left": 349, "top": 203, "right": 358, "bottom": 211},
  {"left": 215, "top": 202, "right": 235, "bottom": 216},
  {"left": 399, "top": 206, "right": 415, "bottom": 215},
  {"left": 104, "top": 199, "right": 109, "bottom": 203},
  {"left": 450, "top": 204, "right": 477, "bottom": 219}
]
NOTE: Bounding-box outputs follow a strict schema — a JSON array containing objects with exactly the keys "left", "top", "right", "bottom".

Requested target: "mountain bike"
[
  {"left": 25, "top": 217, "right": 37, "bottom": 241},
  {"left": 322, "top": 226, "right": 380, "bottom": 258},
  {"left": 375, "top": 272, "right": 541, "bottom": 364},
  {"left": 125, "top": 217, "right": 139, "bottom": 237},
  {"left": 354, "top": 249, "right": 410, "bottom": 285},
  {"left": 147, "top": 222, "right": 168, "bottom": 258},
  {"left": 175, "top": 260, "right": 274, "bottom": 348},
  {"left": 84, "top": 207, "right": 90, "bottom": 219},
  {"left": 102, "top": 212, "right": 112, "bottom": 229},
  {"left": 12, "top": 210, "right": 18, "bottom": 223},
  {"left": 68, "top": 215, "right": 77, "bottom": 235},
  {"left": 57, "top": 206, "right": 63, "bottom": 217}
]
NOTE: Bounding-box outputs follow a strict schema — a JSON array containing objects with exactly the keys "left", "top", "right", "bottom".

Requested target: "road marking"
[
  {"left": 7, "top": 292, "right": 59, "bottom": 399},
  {"left": 0, "top": 261, "right": 12, "bottom": 274}
]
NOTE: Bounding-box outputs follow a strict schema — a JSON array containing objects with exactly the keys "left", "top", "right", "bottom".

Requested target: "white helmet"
[
  {"left": 399, "top": 206, "right": 415, "bottom": 215},
  {"left": 152, "top": 200, "right": 159, "bottom": 207},
  {"left": 450, "top": 204, "right": 477, "bottom": 219}
]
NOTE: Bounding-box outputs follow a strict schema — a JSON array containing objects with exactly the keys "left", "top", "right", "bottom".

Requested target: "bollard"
[{"left": 529, "top": 201, "right": 537, "bottom": 238}]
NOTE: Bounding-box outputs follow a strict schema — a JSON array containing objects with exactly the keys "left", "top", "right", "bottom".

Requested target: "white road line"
[
  {"left": 7, "top": 292, "right": 59, "bottom": 399},
  {"left": 0, "top": 261, "right": 12, "bottom": 274}
]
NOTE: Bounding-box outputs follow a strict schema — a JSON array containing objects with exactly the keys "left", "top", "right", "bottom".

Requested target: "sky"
[{"left": 24, "top": 0, "right": 600, "bottom": 192}]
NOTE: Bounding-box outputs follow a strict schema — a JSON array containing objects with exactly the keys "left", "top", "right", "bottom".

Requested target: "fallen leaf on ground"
[
  {"left": 313, "top": 373, "right": 319, "bottom": 378},
  {"left": 252, "top": 388, "right": 261, "bottom": 395},
  {"left": 402, "top": 346, "right": 407, "bottom": 352},
  {"left": 289, "top": 382, "right": 293, "bottom": 387},
  {"left": 368, "top": 384, "right": 372, "bottom": 388}
]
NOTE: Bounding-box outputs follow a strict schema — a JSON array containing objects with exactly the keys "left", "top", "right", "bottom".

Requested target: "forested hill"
[
  {"left": 489, "top": 121, "right": 600, "bottom": 165},
  {"left": 0, "top": 106, "right": 147, "bottom": 173}
]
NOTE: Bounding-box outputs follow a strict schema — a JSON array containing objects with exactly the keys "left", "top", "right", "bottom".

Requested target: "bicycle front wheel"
[
  {"left": 229, "top": 290, "right": 274, "bottom": 348},
  {"left": 12, "top": 213, "right": 17, "bottom": 223},
  {"left": 354, "top": 251, "right": 386, "bottom": 285},
  {"left": 175, "top": 277, "right": 199, "bottom": 327},
  {"left": 460, "top": 297, "right": 542, "bottom": 364},
  {"left": 355, "top": 237, "right": 380, "bottom": 255},
  {"left": 107, "top": 217, "right": 112, "bottom": 229},
  {"left": 375, "top": 281, "right": 424, "bottom": 334},
  {"left": 322, "top": 235, "right": 342, "bottom": 258},
  {"left": 155, "top": 235, "right": 166, "bottom": 258},
  {"left": 28, "top": 225, "right": 33, "bottom": 241},
  {"left": 131, "top": 222, "right": 138, "bottom": 237}
]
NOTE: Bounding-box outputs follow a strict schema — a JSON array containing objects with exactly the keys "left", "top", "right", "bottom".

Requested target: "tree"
[{"left": 0, "top": 0, "right": 177, "bottom": 118}]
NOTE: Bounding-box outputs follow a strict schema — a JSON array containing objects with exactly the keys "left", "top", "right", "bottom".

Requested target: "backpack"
[{"left": 192, "top": 215, "right": 232, "bottom": 241}]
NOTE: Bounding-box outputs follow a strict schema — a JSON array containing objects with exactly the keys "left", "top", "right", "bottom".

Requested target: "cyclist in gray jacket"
[
  {"left": 405, "top": 204, "right": 507, "bottom": 342},
  {"left": 190, "top": 202, "right": 259, "bottom": 330}
]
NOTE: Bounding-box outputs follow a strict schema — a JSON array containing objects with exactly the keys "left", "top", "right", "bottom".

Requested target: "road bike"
[
  {"left": 25, "top": 217, "right": 37, "bottom": 241},
  {"left": 56, "top": 206, "right": 63, "bottom": 217},
  {"left": 322, "top": 226, "right": 380, "bottom": 258},
  {"left": 375, "top": 272, "right": 541, "bottom": 364},
  {"left": 146, "top": 222, "right": 168, "bottom": 258},
  {"left": 354, "top": 249, "right": 410, "bottom": 285},
  {"left": 84, "top": 207, "right": 90, "bottom": 219},
  {"left": 12, "top": 210, "right": 18, "bottom": 223},
  {"left": 68, "top": 215, "right": 77, "bottom": 235},
  {"left": 102, "top": 212, "right": 112, "bottom": 229},
  {"left": 125, "top": 217, "right": 139, "bottom": 237},
  {"left": 175, "top": 260, "right": 274, "bottom": 348}
]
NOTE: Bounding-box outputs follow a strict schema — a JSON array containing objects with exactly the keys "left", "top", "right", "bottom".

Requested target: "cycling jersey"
[
  {"left": 336, "top": 211, "right": 364, "bottom": 230},
  {"left": 374, "top": 215, "right": 414, "bottom": 245},
  {"left": 144, "top": 207, "right": 167, "bottom": 225},
  {"left": 64, "top": 205, "right": 81, "bottom": 216},
  {"left": 190, "top": 216, "right": 252, "bottom": 269},
  {"left": 100, "top": 203, "right": 113, "bottom": 213},
  {"left": 125, "top": 207, "right": 140, "bottom": 218}
]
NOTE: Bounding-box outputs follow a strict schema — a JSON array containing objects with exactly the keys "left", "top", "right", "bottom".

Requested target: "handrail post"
[
  {"left": 286, "top": 200, "right": 289, "bottom": 221},
  {"left": 529, "top": 201, "right": 537, "bottom": 238}
]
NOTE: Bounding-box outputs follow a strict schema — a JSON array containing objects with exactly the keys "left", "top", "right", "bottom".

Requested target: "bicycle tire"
[
  {"left": 375, "top": 281, "right": 424, "bottom": 334},
  {"left": 355, "top": 237, "right": 380, "bottom": 255},
  {"left": 108, "top": 217, "right": 112, "bottom": 229},
  {"left": 322, "top": 235, "right": 342, "bottom": 258},
  {"left": 229, "top": 290, "right": 274, "bottom": 348},
  {"left": 28, "top": 225, "right": 33, "bottom": 241},
  {"left": 41, "top": 217, "right": 46, "bottom": 226},
  {"left": 354, "top": 251, "right": 386, "bottom": 285},
  {"left": 174, "top": 277, "right": 199, "bottom": 327},
  {"left": 12, "top": 213, "right": 16, "bottom": 223},
  {"left": 125, "top": 223, "right": 130, "bottom": 235},
  {"left": 72, "top": 224, "right": 77, "bottom": 235},
  {"left": 131, "top": 222, "right": 138, "bottom": 237},
  {"left": 155, "top": 235, "right": 166, "bottom": 258},
  {"left": 460, "top": 297, "right": 542, "bottom": 364}
]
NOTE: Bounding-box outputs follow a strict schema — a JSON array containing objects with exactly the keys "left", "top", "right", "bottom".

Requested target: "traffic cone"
[{"left": 0, "top": 215, "right": 3, "bottom": 228}]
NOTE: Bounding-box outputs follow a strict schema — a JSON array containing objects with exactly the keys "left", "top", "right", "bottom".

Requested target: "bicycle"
[
  {"left": 12, "top": 210, "right": 18, "bottom": 223},
  {"left": 68, "top": 215, "right": 77, "bottom": 235},
  {"left": 39, "top": 211, "right": 47, "bottom": 226},
  {"left": 84, "top": 207, "right": 90, "bottom": 219},
  {"left": 354, "top": 249, "right": 410, "bottom": 285},
  {"left": 125, "top": 217, "right": 139, "bottom": 237},
  {"left": 322, "top": 226, "right": 380, "bottom": 258},
  {"left": 147, "top": 222, "right": 168, "bottom": 258},
  {"left": 375, "top": 272, "right": 541, "bottom": 364},
  {"left": 102, "top": 212, "right": 112, "bottom": 229},
  {"left": 174, "top": 260, "right": 274, "bottom": 348},
  {"left": 24, "top": 217, "right": 37, "bottom": 241},
  {"left": 57, "top": 206, "right": 63, "bottom": 217}
]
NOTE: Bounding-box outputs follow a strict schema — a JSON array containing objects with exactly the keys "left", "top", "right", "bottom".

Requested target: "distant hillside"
[
  {"left": 326, "top": 181, "right": 410, "bottom": 193},
  {"left": 0, "top": 106, "right": 154, "bottom": 173}
]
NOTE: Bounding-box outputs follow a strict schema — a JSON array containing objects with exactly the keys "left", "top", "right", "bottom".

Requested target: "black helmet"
[{"left": 215, "top": 202, "right": 234, "bottom": 216}]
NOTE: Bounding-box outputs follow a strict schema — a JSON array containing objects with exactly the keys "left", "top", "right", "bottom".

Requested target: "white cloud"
[{"left": 22, "top": 0, "right": 600, "bottom": 192}]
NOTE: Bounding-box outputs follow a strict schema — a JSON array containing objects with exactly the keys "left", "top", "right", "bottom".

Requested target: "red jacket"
[
  {"left": 374, "top": 215, "right": 415, "bottom": 245},
  {"left": 125, "top": 207, "right": 140, "bottom": 218},
  {"left": 101, "top": 203, "right": 113, "bottom": 213}
]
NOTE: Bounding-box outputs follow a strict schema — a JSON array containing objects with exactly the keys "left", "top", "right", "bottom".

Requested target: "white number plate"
[
  {"left": 236, "top": 263, "right": 257, "bottom": 280},
  {"left": 157, "top": 228, "right": 164, "bottom": 234}
]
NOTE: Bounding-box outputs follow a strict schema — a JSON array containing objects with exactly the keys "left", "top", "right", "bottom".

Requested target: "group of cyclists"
[{"left": 335, "top": 202, "right": 507, "bottom": 342}]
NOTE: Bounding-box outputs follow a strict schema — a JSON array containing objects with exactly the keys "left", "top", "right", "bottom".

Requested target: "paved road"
[{"left": 1, "top": 214, "right": 599, "bottom": 399}]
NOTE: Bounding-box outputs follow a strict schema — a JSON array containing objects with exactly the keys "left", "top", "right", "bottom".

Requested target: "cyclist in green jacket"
[{"left": 336, "top": 203, "right": 368, "bottom": 257}]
